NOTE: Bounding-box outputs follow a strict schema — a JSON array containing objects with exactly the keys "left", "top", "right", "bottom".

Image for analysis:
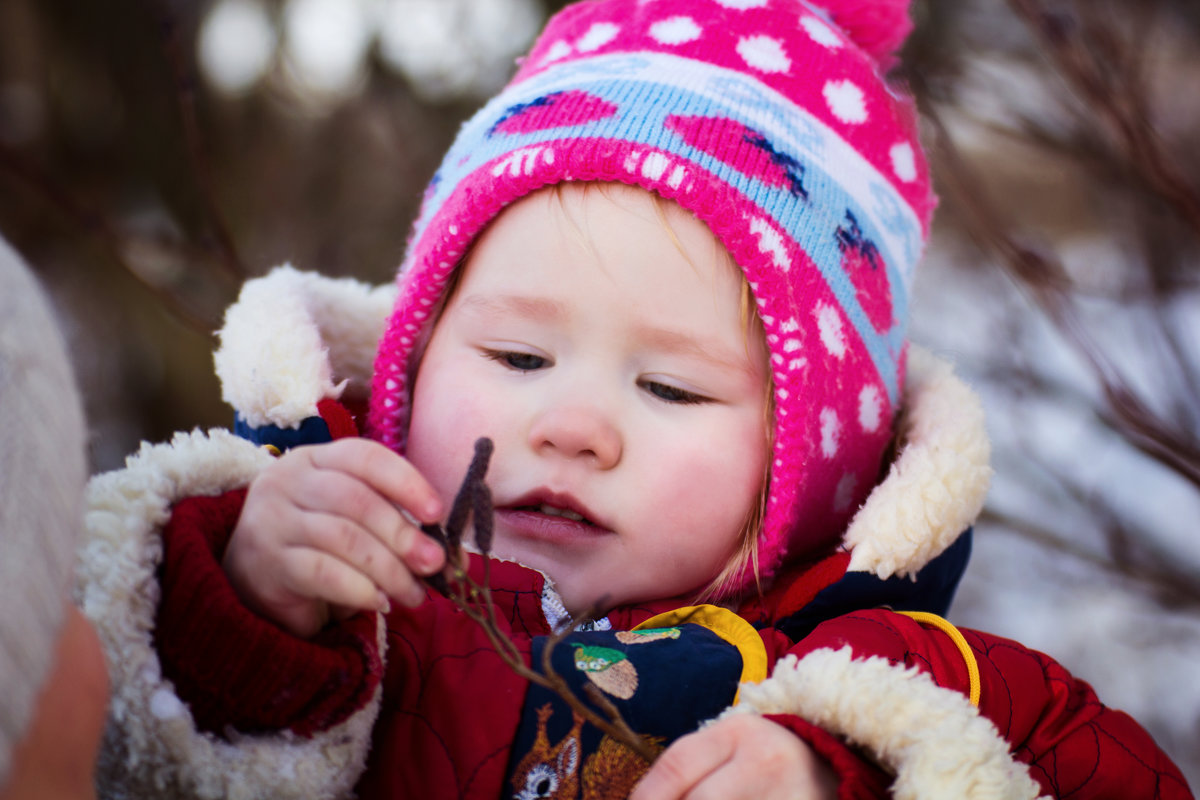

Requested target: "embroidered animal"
[
  {"left": 581, "top": 732, "right": 664, "bottom": 799},
  {"left": 511, "top": 704, "right": 664, "bottom": 800},
  {"left": 511, "top": 704, "right": 584, "bottom": 800},
  {"left": 573, "top": 645, "right": 639, "bottom": 699},
  {"left": 614, "top": 627, "right": 681, "bottom": 645}
]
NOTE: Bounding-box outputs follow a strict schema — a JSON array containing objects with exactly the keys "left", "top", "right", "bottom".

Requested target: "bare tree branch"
[
  {"left": 1007, "top": 0, "right": 1200, "bottom": 232},
  {"left": 916, "top": 77, "right": 1200, "bottom": 491},
  {"left": 423, "top": 438, "right": 659, "bottom": 764}
]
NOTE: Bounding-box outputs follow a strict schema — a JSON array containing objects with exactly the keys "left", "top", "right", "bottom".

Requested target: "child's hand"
[
  {"left": 630, "top": 715, "right": 838, "bottom": 800},
  {"left": 224, "top": 438, "right": 447, "bottom": 638}
]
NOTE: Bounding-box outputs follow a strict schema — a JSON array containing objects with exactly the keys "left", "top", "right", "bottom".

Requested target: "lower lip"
[{"left": 495, "top": 509, "right": 612, "bottom": 545}]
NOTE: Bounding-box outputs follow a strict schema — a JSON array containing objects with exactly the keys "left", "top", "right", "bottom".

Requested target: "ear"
[{"left": 557, "top": 738, "right": 579, "bottom": 777}]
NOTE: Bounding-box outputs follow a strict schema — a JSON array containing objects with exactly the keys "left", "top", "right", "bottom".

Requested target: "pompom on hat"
[{"left": 370, "top": 0, "right": 935, "bottom": 594}]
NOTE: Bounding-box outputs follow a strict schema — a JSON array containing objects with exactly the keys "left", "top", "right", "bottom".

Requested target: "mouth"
[
  {"left": 513, "top": 503, "right": 594, "bottom": 525},
  {"left": 498, "top": 490, "right": 610, "bottom": 534}
]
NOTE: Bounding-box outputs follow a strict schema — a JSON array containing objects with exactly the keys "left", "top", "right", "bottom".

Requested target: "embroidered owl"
[{"left": 573, "top": 645, "right": 639, "bottom": 700}]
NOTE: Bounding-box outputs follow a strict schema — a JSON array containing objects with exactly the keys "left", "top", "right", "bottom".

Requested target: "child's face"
[{"left": 406, "top": 183, "right": 770, "bottom": 616}]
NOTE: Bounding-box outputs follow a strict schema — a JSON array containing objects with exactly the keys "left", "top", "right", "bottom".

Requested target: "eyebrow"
[
  {"left": 458, "top": 293, "right": 566, "bottom": 320},
  {"left": 634, "top": 323, "right": 759, "bottom": 378}
]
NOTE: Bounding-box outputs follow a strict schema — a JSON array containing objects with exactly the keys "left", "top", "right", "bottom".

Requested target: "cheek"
[
  {"left": 405, "top": 362, "right": 502, "bottom": 498},
  {"left": 648, "top": 415, "right": 767, "bottom": 546}
]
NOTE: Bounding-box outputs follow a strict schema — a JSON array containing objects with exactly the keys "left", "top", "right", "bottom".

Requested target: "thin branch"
[
  {"left": 1006, "top": 0, "right": 1200, "bottom": 233},
  {"left": 980, "top": 508, "right": 1200, "bottom": 610},
  {"left": 423, "top": 437, "right": 659, "bottom": 764},
  {"left": 916, "top": 76, "right": 1200, "bottom": 491}
]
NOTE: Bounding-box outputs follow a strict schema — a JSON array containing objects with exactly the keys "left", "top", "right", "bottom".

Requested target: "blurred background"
[{"left": 1, "top": 0, "right": 1196, "bottom": 788}]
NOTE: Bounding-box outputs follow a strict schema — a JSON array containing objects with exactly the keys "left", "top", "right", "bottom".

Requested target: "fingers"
[
  {"left": 668, "top": 764, "right": 753, "bottom": 800},
  {"left": 294, "top": 511, "right": 430, "bottom": 608},
  {"left": 306, "top": 438, "right": 444, "bottom": 522},
  {"left": 631, "top": 716, "right": 836, "bottom": 800},
  {"left": 629, "top": 726, "right": 733, "bottom": 800},
  {"left": 224, "top": 439, "right": 454, "bottom": 636},
  {"left": 278, "top": 542, "right": 397, "bottom": 613},
  {"left": 277, "top": 464, "right": 445, "bottom": 576}
]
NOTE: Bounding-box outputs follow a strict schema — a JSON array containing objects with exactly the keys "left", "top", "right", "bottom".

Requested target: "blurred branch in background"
[
  {"left": 906, "top": 0, "right": 1200, "bottom": 777},
  {"left": 0, "top": 0, "right": 1196, "bottom": 787},
  {"left": 908, "top": 0, "right": 1200, "bottom": 591}
]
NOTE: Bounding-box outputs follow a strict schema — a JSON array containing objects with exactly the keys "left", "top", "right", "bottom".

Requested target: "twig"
[
  {"left": 422, "top": 437, "right": 658, "bottom": 764},
  {"left": 1006, "top": 0, "right": 1200, "bottom": 233},
  {"left": 913, "top": 70, "right": 1200, "bottom": 492},
  {"left": 979, "top": 508, "right": 1200, "bottom": 610}
]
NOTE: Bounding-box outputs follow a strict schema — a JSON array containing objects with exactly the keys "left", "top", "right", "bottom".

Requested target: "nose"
[{"left": 528, "top": 404, "right": 622, "bottom": 469}]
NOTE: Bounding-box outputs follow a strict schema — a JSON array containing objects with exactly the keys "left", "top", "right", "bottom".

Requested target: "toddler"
[{"left": 77, "top": 0, "right": 1193, "bottom": 798}]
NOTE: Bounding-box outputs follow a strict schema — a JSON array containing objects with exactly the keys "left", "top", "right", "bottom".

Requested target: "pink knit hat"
[{"left": 370, "top": 0, "right": 934, "bottom": 592}]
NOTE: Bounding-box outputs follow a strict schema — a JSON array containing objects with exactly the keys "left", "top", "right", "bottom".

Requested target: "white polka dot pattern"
[
  {"left": 539, "top": 40, "right": 572, "bottom": 65},
  {"left": 820, "top": 407, "right": 841, "bottom": 458},
  {"left": 801, "top": 15, "right": 842, "bottom": 48},
  {"left": 858, "top": 384, "right": 882, "bottom": 433},
  {"left": 890, "top": 142, "right": 917, "bottom": 182},
  {"left": 816, "top": 304, "right": 847, "bottom": 358},
  {"left": 649, "top": 16, "right": 702, "bottom": 45},
  {"left": 749, "top": 216, "right": 790, "bottom": 271},
  {"left": 824, "top": 79, "right": 868, "bottom": 124},
  {"left": 737, "top": 35, "right": 791, "bottom": 73},
  {"left": 577, "top": 22, "right": 620, "bottom": 52},
  {"left": 833, "top": 472, "right": 857, "bottom": 512}
]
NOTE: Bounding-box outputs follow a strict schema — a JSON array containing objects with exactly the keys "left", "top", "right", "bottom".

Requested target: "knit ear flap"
[{"left": 812, "top": 0, "right": 914, "bottom": 68}]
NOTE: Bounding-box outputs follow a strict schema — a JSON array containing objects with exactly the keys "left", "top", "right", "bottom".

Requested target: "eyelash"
[
  {"left": 483, "top": 349, "right": 547, "bottom": 371},
  {"left": 482, "top": 350, "right": 711, "bottom": 405},
  {"left": 640, "top": 380, "right": 709, "bottom": 405}
]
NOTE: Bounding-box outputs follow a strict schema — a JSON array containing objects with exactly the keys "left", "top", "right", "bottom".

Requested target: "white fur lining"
[
  {"left": 844, "top": 347, "right": 992, "bottom": 578},
  {"left": 725, "top": 647, "right": 1048, "bottom": 800},
  {"left": 76, "top": 429, "right": 384, "bottom": 800},
  {"left": 214, "top": 265, "right": 397, "bottom": 429}
]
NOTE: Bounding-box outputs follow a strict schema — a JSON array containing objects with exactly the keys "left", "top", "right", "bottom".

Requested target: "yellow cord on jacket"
[{"left": 897, "top": 611, "right": 981, "bottom": 707}]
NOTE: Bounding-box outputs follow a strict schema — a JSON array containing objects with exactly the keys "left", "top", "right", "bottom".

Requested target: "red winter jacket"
[
  {"left": 75, "top": 269, "right": 1193, "bottom": 799},
  {"left": 142, "top": 485, "right": 1189, "bottom": 800}
]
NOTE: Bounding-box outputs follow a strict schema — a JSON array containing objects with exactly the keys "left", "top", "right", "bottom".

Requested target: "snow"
[{"left": 913, "top": 234, "right": 1200, "bottom": 789}]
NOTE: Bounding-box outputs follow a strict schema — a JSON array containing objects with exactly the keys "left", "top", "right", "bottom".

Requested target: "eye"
[
  {"left": 483, "top": 349, "right": 548, "bottom": 371},
  {"left": 641, "top": 379, "right": 709, "bottom": 405}
]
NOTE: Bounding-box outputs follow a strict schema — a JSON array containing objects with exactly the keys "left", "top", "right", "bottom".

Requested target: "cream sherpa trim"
[
  {"left": 724, "top": 647, "right": 1048, "bottom": 800},
  {"left": 844, "top": 347, "right": 992, "bottom": 578},
  {"left": 76, "top": 429, "right": 384, "bottom": 800},
  {"left": 214, "top": 265, "right": 397, "bottom": 429}
]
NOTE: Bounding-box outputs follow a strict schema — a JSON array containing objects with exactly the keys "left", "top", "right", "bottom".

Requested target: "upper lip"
[{"left": 501, "top": 488, "right": 611, "bottom": 530}]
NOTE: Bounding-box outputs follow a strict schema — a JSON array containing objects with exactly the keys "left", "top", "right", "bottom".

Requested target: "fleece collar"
[{"left": 213, "top": 266, "right": 991, "bottom": 583}]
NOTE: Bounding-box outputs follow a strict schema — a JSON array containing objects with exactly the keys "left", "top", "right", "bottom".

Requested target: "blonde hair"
[{"left": 698, "top": 378, "right": 774, "bottom": 605}]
